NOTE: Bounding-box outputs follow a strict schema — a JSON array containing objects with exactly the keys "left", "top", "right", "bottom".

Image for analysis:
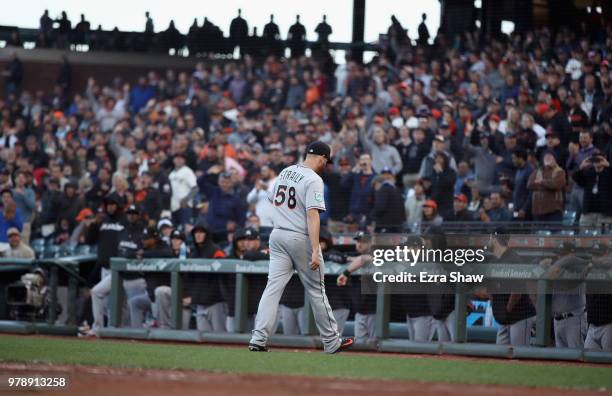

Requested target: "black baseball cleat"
[
  {"left": 248, "top": 343, "right": 269, "bottom": 352},
  {"left": 331, "top": 337, "right": 354, "bottom": 354}
]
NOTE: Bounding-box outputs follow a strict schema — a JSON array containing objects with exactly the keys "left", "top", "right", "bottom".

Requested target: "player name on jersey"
[{"left": 278, "top": 169, "right": 306, "bottom": 184}]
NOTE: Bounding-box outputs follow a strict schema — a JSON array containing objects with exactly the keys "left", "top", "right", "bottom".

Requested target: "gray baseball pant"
[
  {"left": 128, "top": 292, "right": 152, "bottom": 328},
  {"left": 154, "top": 285, "right": 191, "bottom": 329},
  {"left": 585, "top": 323, "right": 612, "bottom": 350},
  {"left": 250, "top": 229, "right": 342, "bottom": 353},
  {"left": 195, "top": 302, "right": 228, "bottom": 332},
  {"left": 280, "top": 305, "right": 306, "bottom": 335},
  {"left": 333, "top": 308, "right": 350, "bottom": 336},
  {"left": 407, "top": 315, "right": 434, "bottom": 342},
  {"left": 91, "top": 268, "right": 146, "bottom": 331},
  {"left": 434, "top": 310, "right": 456, "bottom": 342},
  {"left": 496, "top": 316, "right": 535, "bottom": 346},
  {"left": 554, "top": 308, "right": 586, "bottom": 348},
  {"left": 354, "top": 313, "right": 376, "bottom": 343}
]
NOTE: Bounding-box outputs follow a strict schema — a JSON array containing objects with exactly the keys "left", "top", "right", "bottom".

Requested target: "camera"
[{"left": 6, "top": 268, "right": 52, "bottom": 321}]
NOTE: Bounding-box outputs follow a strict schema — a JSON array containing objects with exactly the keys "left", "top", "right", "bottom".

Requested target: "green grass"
[{"left": 0, "top": 335, "right": 611, "bottom": 390}]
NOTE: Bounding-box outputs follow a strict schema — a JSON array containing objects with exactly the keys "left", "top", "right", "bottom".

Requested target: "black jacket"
[
  {"left": 490, "top": 249, "right": 536, "bottom": 325},
  {"left": 139, "top": 188, "right": 163, "bottom": 222},
  {"left": 141, "top": 240, "right": 175, "bottom": 299},
  {"left": 371, "top": 181, "right": 406, "bottom": 228},
  {"left": 323, "top": 248, "right": 351, "bottom": 310},
  {"left": 573, "top": 167, "right": 612, "bottom": 217},
  {"left": 430, "top": 167, "right": 457, "bottom": 219},
  {"left": 447, "top": 209, "right": 475, "bottom": 222},
  {"left": 86, "top": 212, "right": 126, "bottom": 270},
  {"left": 118, "top": 220, "right": 146, "bottom": 280},
  {"left": 184, "top": 225, "right": 226, "bottom": 306}
]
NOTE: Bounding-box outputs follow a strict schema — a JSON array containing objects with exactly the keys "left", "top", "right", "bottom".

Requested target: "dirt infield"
[{"left": 1, "top": 362, "right": 609, "bottom": 396}]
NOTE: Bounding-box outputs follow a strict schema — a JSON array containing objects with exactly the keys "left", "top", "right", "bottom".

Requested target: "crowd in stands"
[
  {"left": 0, "top": 12, "right": 610, "bottom": 251},
  {"left": 0, "top": 9, "right": 611, "bottom": 347}
]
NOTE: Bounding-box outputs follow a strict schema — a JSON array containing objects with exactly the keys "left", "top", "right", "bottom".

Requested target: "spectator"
[
  {"left": 448, "top": 194, "right": 473, "bottom": 222},
  {"left": 454, "top": 160, "right": 474, "bottom": 196},
  {"left": 11, "top": 171, "right": 35, "bottom": 242},
  {"left": 3, "top": 52, "right": 23, "bottom": 95},
  {"left": 4, "top": 227, "right": 34, "bottom": 259},
  {"left": 419, "top": 135, "right": 457, "bottom": 180},
  {"left": 340, "top": 154, "right": 376, "bottom": 222},
  {"left": 527, "top": 152, "right": 566, "bottom": 223},
  {"left": 396, "top": 127, "right": 429, "bottom": 188},
  {"left": 287, "top": 15, "right": 306, "bottom": 58},
  {"left": 405, "top": 179, "right": 426, "bottom": 228},
  {"left": 371, "top": 173, "right": 406, "bottom": 233},
  {"left": 479, "top": 192, "right": 511, "bottom": 223},
  {"left": 130, "top": 76, "right": 155, "bottom": 113},
  {"left": 168, "top": 153, "right": 197, "bottom": 226},
  {"left": 573, "top": 154, "right": 612, "bottom": 228},
  {"left": 463, "top": 121, "right": 498, "bottom": 195},
  {"left": 422, "top": 199, "right": 443, "bottom": 226},
  {"left": 428, "top": 152, "right": 457, "bottom": 219},
  {"left": 0, "top": 192, "right": 22, "bottom": 243},
  {"left": 314, "top": 15, "right": 332, "bottom": 43},
  {"left": 417, "top": 13, "right": 430, "bottom": 46},
  {"left": 360, "top": 125, "right": 402, "bottom": 175},
  {"left": 198, "top": 171, "right": 245, "bottom": 242},
  {"left": 246, "top": 165, "right": 277, "bottom": 229},
  {"left": 511, "top": 148, "right": 534, "bottom": 220},
  {"left": 229, "top": 9, "right": 249, "bottom": 56}
]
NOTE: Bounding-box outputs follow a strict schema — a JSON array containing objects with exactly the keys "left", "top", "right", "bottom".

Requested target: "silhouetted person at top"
[
  {"left": 75, "top": 14, "right": 90, "bottom": 44},
  {"left": 55, "top": 11, "right": 72, "bottom": 48},
  {"left": 315, "top": 15, "right": 332, "bottom": 43},
  {"left": 263, "top": 14, "right": 280, "bottom": 40},
  {"left": 162, "top": 20, "right": 182, "bottom": 53},
  {"left": 288, "top": 15, "right": 306, "bottom": 58},
  {"left": 187, "top": 18, "right": 199, "bottom": 54},
  {"left": 263, "top": 14, "right": 282, "bottom": 57},
  {"left": 229, "top": 8, "right": 249, "bottom": 56},
  {"left": 244, "top": 26, "right": 264, "bottom": 58},
  {"left": 39, "top": 10, "right": 53, "bottom": 39},
  {"left": 200, "top": 17, "right": 215, "bottom": 54},
  {"left": 387, "top": 15, "right": 409, "bottom": 61},
  {"left": 145, "top": 11, "right": 154, "bottom": 34},
  {"left": 417, "top": 13, "right": 430, "bottom": 45}
]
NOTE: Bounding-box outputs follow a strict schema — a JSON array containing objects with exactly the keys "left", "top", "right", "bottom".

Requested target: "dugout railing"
[{"left": 101, "top": 247, "right": 612, "bottom": 364}]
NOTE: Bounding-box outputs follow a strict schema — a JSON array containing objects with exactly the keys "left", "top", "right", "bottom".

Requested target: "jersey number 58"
[{"left": 274, "top": 185, "right": 297, "bottom": 209}]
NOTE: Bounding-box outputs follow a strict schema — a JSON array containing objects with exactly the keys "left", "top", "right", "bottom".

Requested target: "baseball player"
[
  {"left": 249, "top": 141, "right": 354, "bottom": 353},
  {"left": 539, "top": 243, "right": 588, "bottom": 348},
  {"left": 336, "top": 231, "right": 377, "bottom": 343},
  {"left": 487, "top": 228, "right": 536, "bottom": 346}
]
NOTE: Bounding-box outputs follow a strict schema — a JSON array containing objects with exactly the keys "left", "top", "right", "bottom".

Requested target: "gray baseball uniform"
[{"left": 250, "top": 164, "right": 342, "bottom": 353}]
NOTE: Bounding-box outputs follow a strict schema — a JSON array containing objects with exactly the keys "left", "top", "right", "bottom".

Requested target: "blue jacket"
[
  {"left": 130, "top": 85, "right": 156, "bottom": 113},
  {"left": 340, "top": 172, "right": 376, "bottom": 217},
  {"left": 198, "top": 178, "right": 245, "bottom": 233},
  {"left": 0, "top": 209, "right": 23, "bottom": 243}
]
